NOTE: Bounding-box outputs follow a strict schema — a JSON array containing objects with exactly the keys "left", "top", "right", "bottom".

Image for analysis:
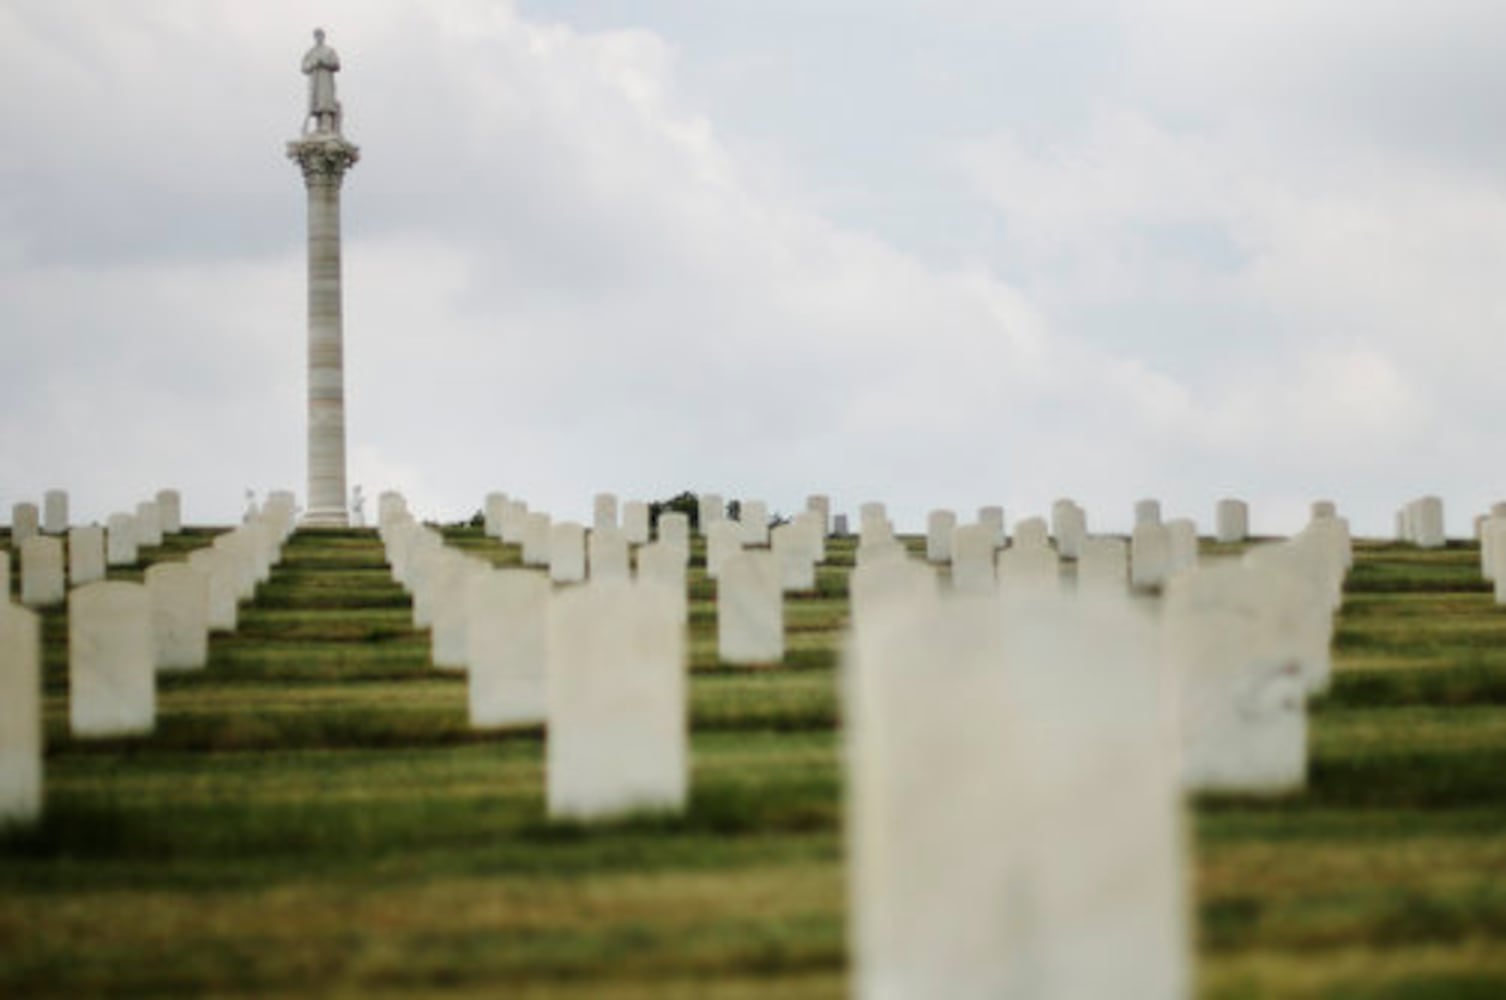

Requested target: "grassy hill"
[{"left": 2, "top": 528, "right": 1505, "bottom": 997}]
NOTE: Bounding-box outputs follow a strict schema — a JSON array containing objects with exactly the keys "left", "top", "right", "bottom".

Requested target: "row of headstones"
[
  {"left": 851, "top": 497, "right": 1255, "bottom": 595},
  {"left": 844, "top": 507, "right": 1350, "bottom": 996},
  {"left": 9, "top": 488, "right": 183, "bottom": 550},
  {"left": 379, "top": 493, "right": 689, "bottom": 819},
  {"left": 481, "top": 490, "right": 831, "bottom": 663},
  {"left": 5, "top": 490, "right": 186, "bottom": 608},
  {"left": 0, "top": 494, "right": 298, "bottom": 827}
]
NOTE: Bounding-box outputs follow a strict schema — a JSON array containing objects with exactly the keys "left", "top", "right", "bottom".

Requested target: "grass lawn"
[{"left": 2, "top": 527, "right": 1505, "bottom": 997}]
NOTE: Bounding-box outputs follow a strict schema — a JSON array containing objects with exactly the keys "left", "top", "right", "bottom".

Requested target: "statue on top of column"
[{"left": 302, "top": 28, "right": 342, "bottom": 135}]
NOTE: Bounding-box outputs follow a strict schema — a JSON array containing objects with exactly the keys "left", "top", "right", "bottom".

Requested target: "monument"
[{"left": 287, "top": 29, "right": 359, "bottom": 527}]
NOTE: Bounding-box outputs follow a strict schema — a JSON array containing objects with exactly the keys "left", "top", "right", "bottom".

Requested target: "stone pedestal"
[{"left": 288, "top": 133, "right": 359, "bottom": 527}]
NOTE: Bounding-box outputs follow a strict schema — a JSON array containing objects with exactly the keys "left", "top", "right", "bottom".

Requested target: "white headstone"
[
  {"left": 589, "top": 527, "right": 631, "bottom": 582},
  {"left": 704, "top": 520, "right": 744, "bottom": 580},
  {"left": 794, "top": 510, "right": 827, "bottom": 563},
  {"left": 1131, "top": 523, "right": 1172, "bottom": 590},
  {"left": 948, "top": 523, "right": 997, "bottom": 594},
  {"left": 806, "top": 494, "right": 831, "bottom": 535},
  {"left": 1135, "top": 498, "right": 1162, "bottom": 527},
  {"left": 698, "top": 493, "right": 724, "bottom": 532},
  {"left": 549, "top": 522, "right": 587, "bottom": 584},
  {"left": 431, "top": 557, "right": 488, "bottom": 670},
  {"left": 547, "top": 580, "right": 686, "bottom": 820},
  {"left": 849, "top": 557, "right": 939, "bottom": 629},
  {"left": 635, "top": 541, "right": 688, "bottom": 623},
  {"left": 499, "top": 499, "right": 529, "bottom": 544},
  {"left": 855, "top": 537, "right": 907, "bottom": 569},
  {"left": 1076, "top": 536, "right": 1128, "bottom": 593},
  {"left": 466, "top": 569, "right": 550, "bottom": 727},
  {"left": 997, "top": 543, "right": 1059, "bottom": 595},
  {"left": 0, "top": 602, "right": 41, "bottom": 825},
  {"left": 19, "top": 536, "right": 65, "bottom": 608},
  {"left": 593, "top": 492, "right": 618, "bottom": 533},
  {"left": 0, "top": 550, "right": 8, "bottom": 602},
  {"left": 106, "top": 513, "right": 137, "bottom": 567},
  {"left": 717, "top": 550, "right": 783, "bottom": 664},
  {"left": 977, "top": 506, "right": 1005, "bottom": 547},
  {"left": 657, "top": 511, "right": 691, "bottom": 558},
  {"left": 1165, "top": 565, "right": 1309, "bottom": 793},
  {"left": 859, "top": 501, "right": 887, "bottom": 525},
  {"left": 739, "top": 500, "right": 770, "bottom": 546},
  {"left": 145, "top": 562, "right": 209, "bottom": 671},
  {"left": 522, "top": 511, "right": 552, "bottom": 567},
  {"left": 1011, "top": 516, "right": 1051, "bottom": 550},
  {"left": 1051, "top": 499, "right": 1087, "bottom": 559},
  {"left": 859, "top": 514, "right": 894, "bottom": 548},
  {"left": 10, "top": 503, "right": 39, "bottom": 546},
  {"left": 156, "top": 489, "right": 183, "bottom": 534},
  {"left": 134, "top": 501, "right": 164, "bottom": 548},
  {"left": 1166, "top": 518, "right": 1199, "bottom": 575},
  {"left": 621, "top": 500, "right": 651, "bottom": 545},
  {"left": 43, "top": 489, "right": 68, "bottom": 535},
  {"left": 483, "top": 491, "right": 508, "bottom": 538},
  {"left": 1310, "top": 499, "right": 1337, "bottom": 520},
  {"left": 1411, "top": 496, "right": 1445, "bottom": 548},
  {"left": 771, "top": 522, "right": 818, "bottom": 593},
  {"left": 925, "top": 509, "right": 957, "bottom": 564},
  {"left": 846, "top": 590, "right": 1188, "bottom": 999},
  {"left": 187, "top": 547, "right": 239, "bottom": 632},
  {"left": 1215, "top": 499, "right": 1248, "bottom": 543},
  {"left": 69, "top": 581, "right": 155, "bottom": 737}
]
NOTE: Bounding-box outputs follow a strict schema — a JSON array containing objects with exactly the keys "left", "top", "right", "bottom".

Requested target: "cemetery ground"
[{"left": 3, "top": 527, "right": 1506, "bottom": 998}]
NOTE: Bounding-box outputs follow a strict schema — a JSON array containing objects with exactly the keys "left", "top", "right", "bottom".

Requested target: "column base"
[{"left": 301, "top": 507, "right": 350, "bottom": 529}]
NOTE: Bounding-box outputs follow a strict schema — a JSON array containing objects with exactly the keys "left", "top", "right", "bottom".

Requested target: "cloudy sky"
[{"left": 4, "top": 1, "right": 1505, "bottom": 534}]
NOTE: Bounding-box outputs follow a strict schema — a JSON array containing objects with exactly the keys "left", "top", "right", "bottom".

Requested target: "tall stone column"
[{"left": 287, "top": 132, "right": 359, "bottom": 527}]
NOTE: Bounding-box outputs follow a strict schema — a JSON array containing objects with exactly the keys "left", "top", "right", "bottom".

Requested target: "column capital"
[{"left": 287, "top": 134, "right": 360, "bottom": 186}]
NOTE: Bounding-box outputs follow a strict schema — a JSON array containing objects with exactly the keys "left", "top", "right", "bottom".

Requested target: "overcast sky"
[{"left": 4, "top": 1, "right": 1505, "bottom": 534}]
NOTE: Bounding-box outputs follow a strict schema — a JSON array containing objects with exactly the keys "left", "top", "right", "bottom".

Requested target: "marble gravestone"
[
  {"left": 622, "top": 500, "right": 650, "bottom": 545},
  {"left": 1164, "top": 564, "right": 1308, "bottom": 793},
  {"left": 948, "top": 523, "right": 997, "bottom": 594},
  {"left": 549, "top": 522, "right": 587, "bottom": 584},
  {"left": 522, "top": 512, "right": 553, "bottom": 567},
  {"left": 657, "top": 511, "right": 690, "bottom": 559},
  {"left": 145, "top": 562, "right": 209, "bottom": 671},
  {"left": 1011, "top": 516, "right": 1051, "bottom": 550},
  {"left": 547, "top": 580, "right": 686, "bottom": 820},
  {"left": 466, "top": 569, "right": 549, "bottom": 727},
  {"left": 845, "top": 591, "right": 1187, "bottom": 998},
  {"left": 717, "top": 550, "right": 784, "bottom": 664},
  {"left": 430, "top": 557, "right": 488, "bottom": 670},
  {"left": 635, "top": 541, "right": 688, "bottom": 624},
  {"left": 135, "top": 501, "right": 164, "bottom": 548},
  {"left": 977, "top": 506, "right": 1005, "bottom": 547},
  {"left": 106, "top": 513, "right": 138, "bottom": 567},
  {"left": 69, "top": 581, "right": 156, "bottom": 737},
  {"left": 483, "top": 492, "right": 508, "bottom": 538},
  {"left": 156, "top": 488, "right": 183, "bottom": 534},
  {"left": 771, "top": 522, "right": 818, "bottom": 593},
  {"left": 739, "top": 500, "right": 770, "bottom": 546},
  {"left": 0, "top": 602, "right": 42, "bottom": 825},
  {"left": 589, "top": 528, "right": 631, "bottom": 582},
  {"left": 848, "top": 557, "right": 939, "bottom": 629},
  {"left": 188, "top": 547, "right": 240, "bottom": 632},
  {"left": 43, "top": 490, "right": 68, "bottom": 535},
  {"left": 704, "top": 520, "right": 743, "bottom": 580},
  {"left": 1131, "top": 522, "right": 1171, "bottom": 591},
  {"left": 997, "top": 542, "right": 1059, "bottom": 595},
  {"left": 593, "top": 492, "right": 618, "bottom": 533},
  {"left": 1215, "top": 498, "right": 1248, "bottom": 543},
  {"left": 1135, "top": 498, "right": 1162, "bottom": 526},
  {"left": 1166, "top": 518, "right": 1199, "bottom": 576},
  {"left": 926, "top": 509, "right": 957, "bottom": 564},
  {"left": 0, "top": 551, "right": 8, "bottom": 602},
  {"left": 805, "top": 494, "right": 831, "bottom": 535},
  {"left": 19, "top": 536, "right": 65, "bottom": 608},
  {"left": 10, "top": 503, "right": 39, "bottom": 546},
  {"left": 1075, "top": 536, "right": 1128, "bottom": 593},
  {"left": 1050, "top": 499, "right": 1087, "bottom": 560},
  {"left": 698, "top": 493, "right": 724, "bottom": 532}
]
